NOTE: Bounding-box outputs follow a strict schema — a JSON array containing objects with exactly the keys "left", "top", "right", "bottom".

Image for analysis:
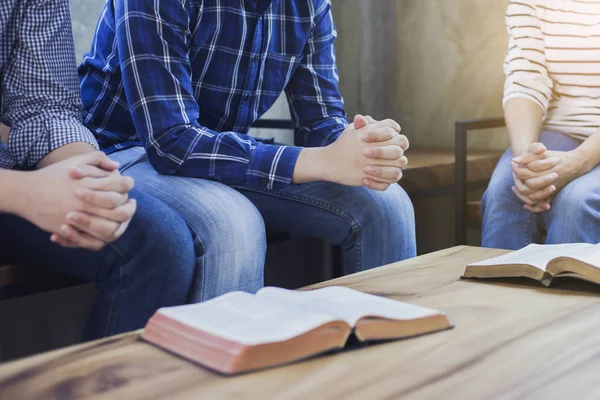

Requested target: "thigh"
[
  {"left": 235, "top": 181, "right": 414, "bottom": 244},
  {"left": 0, "top": 213, "right": 112, "bottom": 282},
  {"left": 117, "top": 157, "right": 265, "bottom": 250}
]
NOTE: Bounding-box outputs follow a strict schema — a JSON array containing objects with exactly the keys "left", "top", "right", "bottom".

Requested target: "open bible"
[
  {"left": 463, "top": 243, "right": 600, "bottom": 286},
  {"left": 141, "top": 286, "right": 452, "bottom": 375}
]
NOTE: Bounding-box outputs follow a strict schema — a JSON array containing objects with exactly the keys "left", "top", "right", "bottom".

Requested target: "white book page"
[
  {"left": 157, "top": 292, "right": 338, "bottom": 346},
  {"left": 468, "top": 243, "right": 592, "bottom": 271},
  {"left": 257, "top": 286, "right": 442, "bottom": 327},
  {"left": 557, "top": 242, "right": 600, "bottom": 267}
]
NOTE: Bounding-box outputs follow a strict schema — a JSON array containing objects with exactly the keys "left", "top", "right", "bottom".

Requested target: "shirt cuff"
[
  {"left": 29, "top": 118, "right": 99, "bottom": 166},
  {"left": 245, "top": 143, "right": 302, "bottom": 189}
]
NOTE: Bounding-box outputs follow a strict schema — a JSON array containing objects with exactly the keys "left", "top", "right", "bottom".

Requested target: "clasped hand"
[
  {"left": 326, "top": 114, "right": 409, "bottom": 191},
  {"left": 22, "top": 152, "right": 137, "bottom": 251},
  {"left": 511, "top": 143, "right": 585, "bottom": 213}
]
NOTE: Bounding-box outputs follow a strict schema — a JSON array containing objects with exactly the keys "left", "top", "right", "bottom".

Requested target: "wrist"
[
  {"left": 511, "top": 141, "right": 534, "bottom": 157},
  {"left": 292, "top": 147, "right": 329, "bottom": 184},
  {"left": 0, "top": 170, "right": 31, "bottom": 216},
  {"left": 36, "top": 142, "right": 97, "bottom": 169},
  {"left": 572, "top": 147, "right": 598, "bottom": 175}
]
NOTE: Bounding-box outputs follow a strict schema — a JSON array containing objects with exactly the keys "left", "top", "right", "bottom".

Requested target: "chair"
[{"left": 454, "top": 117, "right": 506, "bottom": 246}]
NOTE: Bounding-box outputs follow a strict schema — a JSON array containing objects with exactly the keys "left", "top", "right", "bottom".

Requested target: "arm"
[
  {"left": 284, "top": 0, "right": 348, "bottom": 148},
  {"left": 2, "top": 0, "right": 98, "bottom": 168},
  {"left": 503, "top": 0, "right": 552, "bottom": 156},
  {"left": 575, "top": 129, "right": 600, "bottom": 173},
  {"left": 285, "top": 1, "right": 408, "bottom": 189},
  {"left": 0, "top": 170, "right": 24, "bottom": 214},
  {"left": 114, "top": 0, "right": 301, "bottom": 190},
  {"left": 0, "top": 0, "right": 135, "bottom": 250}
]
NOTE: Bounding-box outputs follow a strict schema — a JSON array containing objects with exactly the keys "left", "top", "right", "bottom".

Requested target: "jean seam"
[
  {"left": 100, "top": 242, "right": 129, "bottom": 337},
  {"left": 236, "top": 186, "right": 364, "bottom": 272},
  {"left": 103, "top": 264, "right": 123, "bottom": 337},
  {"left": 185, "top": 223, "right": 206, "bottom": 302}
]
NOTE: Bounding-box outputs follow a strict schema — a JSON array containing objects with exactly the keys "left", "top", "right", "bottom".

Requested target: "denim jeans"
[
  {"left": 111, "top": 146, "right": 417, "bottom": 303},
  {"left": 482, "top": 131, "right": 600, "bottom": 249},
  {"left": 0, "top": 188, "right": 196, "bottom": 340}
]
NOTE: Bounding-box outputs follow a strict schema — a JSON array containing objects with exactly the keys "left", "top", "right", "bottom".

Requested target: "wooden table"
[{"left": 2, "top": 246, "right": 600, "bottom": 400}]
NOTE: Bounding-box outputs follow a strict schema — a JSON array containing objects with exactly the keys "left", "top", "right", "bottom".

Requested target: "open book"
[
  {"left": 463, "top": 243, "right": 600, "bottom": 286},
  {"left": 141, "top": 286, "right": 451, "bottom": 375}
]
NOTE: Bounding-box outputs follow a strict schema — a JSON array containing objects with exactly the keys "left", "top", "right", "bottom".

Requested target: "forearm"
[
  {"left": 504, "top": 98, "right": 544, "bottom": 155},
  {"left": 0, "top": 170, "right": 26, "bottom": 215},
  {"left": 36, "top": 142, "right": 97, "bottom": 169},
  {"left": 574, "top": 129, "right": 600, "bottom": 173}
]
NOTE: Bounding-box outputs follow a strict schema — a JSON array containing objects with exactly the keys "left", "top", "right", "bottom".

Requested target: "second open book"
[
  {"left": 142, "top": 286, "right": 451, "bottom": 374},
  {"left": 463, "top": 243, "right": 600, "bottom": 286}
]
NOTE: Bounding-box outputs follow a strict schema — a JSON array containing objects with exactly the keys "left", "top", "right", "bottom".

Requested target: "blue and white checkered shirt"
[
  {"left": 79, "top": 0, "right": 348, "bottom": 189},
  {"left": 0, "top": 0, "right": 98, "bottom": 170}
]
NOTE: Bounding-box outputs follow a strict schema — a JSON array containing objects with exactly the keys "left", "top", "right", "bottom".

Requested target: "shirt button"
[
  {"left": 242, "top": 94, "right": 250, "bottom": 101},
  {"left": 253, "top": 55, "right": 260, "bottom": 62}
]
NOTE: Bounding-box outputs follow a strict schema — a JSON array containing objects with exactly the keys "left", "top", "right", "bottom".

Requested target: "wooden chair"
[{"left": 454, "top": 117, "right": 506, "bottom": 245}]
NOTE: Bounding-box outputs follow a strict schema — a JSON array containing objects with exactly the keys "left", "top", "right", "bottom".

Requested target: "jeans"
[
  {"left": 111, "top": 146, "right": 417, "bottom": 303},
  {"left": 482, "top": 131, "right": 600, "bottom": 249},
  {"left": 0, "top": 189, "right": 196, "bottom": 340}
]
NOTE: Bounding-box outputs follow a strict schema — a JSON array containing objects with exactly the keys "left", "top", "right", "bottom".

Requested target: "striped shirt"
[
  {"left": 504, "top": 0, "right": 600, "bottom": 139},
  {"left": 79, "top": 0, "right": 347, "bottom": 190},
  {"left": 0, "top": 0, "right": 98, "bottom": 170}
]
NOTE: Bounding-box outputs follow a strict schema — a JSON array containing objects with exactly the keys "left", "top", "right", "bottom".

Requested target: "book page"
[
  {"left": 157, "top": 292, "right": 342, "bottom": 346},
  {"left": 555, "top": 242, "right": 600, "bottom": 268},
  {"left": 257, "top": 286, "right": 442, "bottom": 327},
  {"left": 468, "top": 243, "right": 592, "bottom": 271}
]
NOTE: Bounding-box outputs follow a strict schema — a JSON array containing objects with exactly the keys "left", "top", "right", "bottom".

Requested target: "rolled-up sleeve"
[
  {"left": 2, "top": 0, "right": 98, "bottom": 168},
  {"left": 503, "top": 0, "right": 553, "bottom": 114}
]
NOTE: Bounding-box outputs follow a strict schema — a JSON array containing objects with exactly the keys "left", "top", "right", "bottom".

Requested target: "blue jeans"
[
  {"left": 482, "top": 131, "right": 600, "bottom": 249},
  {"left": 111, "top": 147, "right": 416, "bottom": 303},
  {"left": 0, "top": 189, "right": 196, "bottom": 340}
]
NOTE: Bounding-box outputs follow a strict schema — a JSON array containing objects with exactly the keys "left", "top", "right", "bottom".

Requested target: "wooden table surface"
[{"left": 2, "top": 246, "right": 600, "bottom": 400}]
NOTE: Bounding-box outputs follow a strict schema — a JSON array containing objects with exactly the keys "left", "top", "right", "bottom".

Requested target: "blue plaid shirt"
[
  {"left": 0, "top": 0, "right": 98, "bottom": 170},
  {"left": 79, "top": 0, "right": 348, "bottom": 189}
]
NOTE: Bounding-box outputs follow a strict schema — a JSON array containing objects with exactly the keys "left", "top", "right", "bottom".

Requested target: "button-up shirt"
[
  {"left": 79, "top": 0, "right": 347, "bottom": 189},
  {"left": 0, "top": 0, "right": 98, "bottom": 170}
]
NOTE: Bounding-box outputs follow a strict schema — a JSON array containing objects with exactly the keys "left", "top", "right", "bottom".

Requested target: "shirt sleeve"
[
  {"left": 503, "top": 0, "right": 553, "bottom": 114},
  {"left": 285, "top": 0, "right": 348, "bottom": 148},
  {"left": 113, "top": 0, "right": 300, "bottom": 189},
  {"left": 2, "top": 0, "right": 98, "bottom": 168}
]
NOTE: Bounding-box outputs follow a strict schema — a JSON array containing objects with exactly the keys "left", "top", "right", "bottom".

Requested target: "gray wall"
[
  {"left": 70, "top": 0, "right": 105, "bottom": 62},
  {"left": 332, "top": 0, "right": 510, "bottom": 149}
]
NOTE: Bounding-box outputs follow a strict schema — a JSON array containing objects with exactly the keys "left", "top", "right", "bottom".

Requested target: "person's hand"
[
  {"left": 16, "top": 152, "right": 136, "bottom": 251},
  {"left": 353, "top": 114, "right": 409, "bottom": 189},
  {"left": 512, "top": 144, "right": 587, "bottom": 213},
  {"left": 511, "top": 142, "right": 556, "bottom": 212},
  {"left": 52, "top": 167, "right": 137, "bottom": 250},
  {"left": 293, "top": 117, "right": 407, "bottom": 191},
  {"left": 324, "top": 117, "right": 408, "bottom": 190}
]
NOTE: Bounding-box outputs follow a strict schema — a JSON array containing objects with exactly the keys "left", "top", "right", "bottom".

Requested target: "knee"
[
  {"left": 128, "top": 193, "right": 197, "bottom": 279},
  {"left": 482, "top": 171, "right": 517, "bottom": 213},
  {"left": 551, "top": 179, "right": 600, "bottom": 220},
  {"left": 354, "top": 184, "right": 415, "bottom": 236},
  {"left": 186, "top": 192, "right": 266, "bottom": 256},
  {"left": 481, "top": 151, "right": 520, "bottom": 211}
]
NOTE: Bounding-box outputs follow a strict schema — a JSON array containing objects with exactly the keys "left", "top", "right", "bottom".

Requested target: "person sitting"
[
  {"left": 0, "top": 0, "right": 196, "bottom": 340},
  {"left": 482, "top": 0, "right": 600, "bottom": 249},
  {"left": 79, "top": 0, "right": 417, "bottom": 302}
]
